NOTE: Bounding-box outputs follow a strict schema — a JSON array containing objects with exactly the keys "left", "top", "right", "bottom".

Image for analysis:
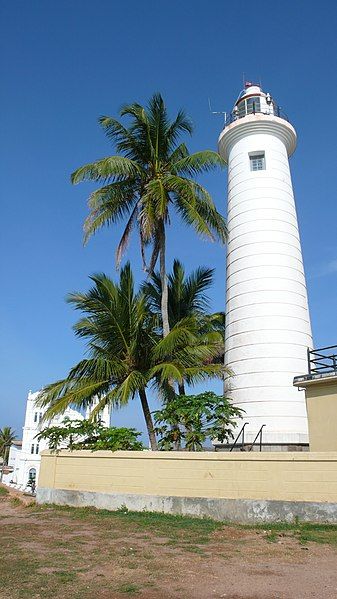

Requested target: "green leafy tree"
[
  {"left": 37, "top": 418, "right": 144, "bottom": 452},
  {"left": 71, "top": 93, "right": 227, "bottom": 337},
  {"left": 154, "top": 392, "right": 243, "bottom": 451},
  {"left": 37, "top": 264, "right": 224, "bottom": 451}
]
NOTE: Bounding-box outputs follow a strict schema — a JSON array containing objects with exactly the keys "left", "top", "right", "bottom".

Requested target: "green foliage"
[
  {"left": 154, "top": 392, "right": 243, "bottom": 451},
  {"left": 71, "top": 93, "right": 227, "bottom": 337},
  {"left": 143, "top": 259, "right": 215, "bottom": 327},
  {"left": 71, "top": 93, "right": 227, "bottom": 269},
  {"left": 142, "top": 259, "right": 225, "bottom": 368},
  {"left": 37, "top": 264, "right": 225, "bottom": 450},
  {"left": 0, "top": 426, "right": 16, "bottom": 465},
  {"left": 37, "top": 418, "right": 144, "bottom": 452},
  {"left": 76, "top": 427, "right": 144, "bottom": 452}
]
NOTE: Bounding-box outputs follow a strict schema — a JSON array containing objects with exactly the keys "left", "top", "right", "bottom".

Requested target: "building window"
[
  {"left": 246, "top": 97, "right": 261, "bottom": 115},
  {"left": 236, "top": 96, "right": 261, "bottom": 118},
  {"left": 39, "top": 413, "right": 43, "bottom": 423},
  {"left": 34, "top": 412, "right": 38, "bottom": 423},
  {"left": 250, "top": 152, "right": 265, "bottom": 171},
  {"left": 31, "top": 444, "right": 35, "bottom": 454},
  {"left": 35, "top": 444, "right": 39, "bottom": 455},
  {"left": 28, "top": 468, "right": 36, "bottom": 481}
]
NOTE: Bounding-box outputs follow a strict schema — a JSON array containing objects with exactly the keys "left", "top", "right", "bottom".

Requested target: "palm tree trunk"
[
  {"left": 159, "top": 224, "right": 170, "bottom": 338},
  {"left": 139, "top": 388, "right": 158, "bottom": 451},
  {"left": 159, "top": 224, "right": 181, "bottom": 448},
  {"left": 178, "top": 383, "right": 186, "bottom": 396}
]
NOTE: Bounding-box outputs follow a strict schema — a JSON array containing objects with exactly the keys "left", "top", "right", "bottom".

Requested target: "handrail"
[
  {"left": 307, "top": 345, "right": 337, "bottom": 376},
  {"left": 229, "top": 422, "right": 248, "bottom": 452},
  {"left": 247, "top": 424, "right": 266, "bottom": 452},
  {"left": 223, "top": 105, "right": 289, "bottom": 128}
]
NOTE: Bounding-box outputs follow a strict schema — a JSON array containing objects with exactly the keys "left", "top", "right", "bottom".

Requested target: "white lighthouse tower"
[{"left": 218, "top": 83, "right": 313, "bottom": 448}]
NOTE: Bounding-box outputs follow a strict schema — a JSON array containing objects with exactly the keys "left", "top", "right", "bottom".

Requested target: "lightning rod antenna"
[{"left": 208, "top": 98, "right": 227, "bottom": 125}]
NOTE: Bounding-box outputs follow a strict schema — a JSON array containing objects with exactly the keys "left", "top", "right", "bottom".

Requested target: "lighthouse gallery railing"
[{"left": 223, "top": 104, "right": 290, "bottom": 127}]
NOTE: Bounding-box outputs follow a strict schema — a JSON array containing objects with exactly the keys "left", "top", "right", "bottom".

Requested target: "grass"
[
  {"left": 241, "top": 521, "right": 337, "bottom": 546},
  {"left": 117, "top": 583, "right": 141, "bottom": 594},
  {"left": 37, "top": 503, "right": 223, "bottom": 546},
  {"left": 10, "top": 496, "right": 22, "bottom": 506},
  {"left": 1, "top": 499, "right": 337, "bottom": 599},
  {"left": 0, "top": 485, "right": 8, "bottom": 496},
  {"left": 39, "top": 503, "right": 337, "bottom": 546}
]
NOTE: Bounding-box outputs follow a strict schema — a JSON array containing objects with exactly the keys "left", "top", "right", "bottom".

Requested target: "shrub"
[
  {"left": 154, "top": 392, "right": 243, "bottom": 451},
  {"left": 37, "top": 418, "right": 144, "bottom": 452}
]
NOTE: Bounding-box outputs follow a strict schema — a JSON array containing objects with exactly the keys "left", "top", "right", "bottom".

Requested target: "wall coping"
[
  {"left": 294, "top": 374, "right": 337, "bottom": 389},
  {"left": 40, "top": 450, "right": 337, "bottom": 462}
]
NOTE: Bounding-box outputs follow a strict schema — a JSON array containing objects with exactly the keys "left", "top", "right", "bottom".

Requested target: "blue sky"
[{"left": 1, "top": 0, "right": 337, "bottom": 437}]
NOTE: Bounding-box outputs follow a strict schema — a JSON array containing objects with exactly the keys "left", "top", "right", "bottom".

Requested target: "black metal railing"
[
  {"left": 247, "top": 425, "right": 266, "bottom": 452},
  {"left": 224, "top": 104, "right": 289, "bottom": 128},
  {"left": 229, "top": 422, "right": 248, "bottom": 452},
  {"left": 307, "top": 345, "right": 337, "bottom": 376},
  {"left": 214, "top": 422, "right": 265, "bottom": 452}
]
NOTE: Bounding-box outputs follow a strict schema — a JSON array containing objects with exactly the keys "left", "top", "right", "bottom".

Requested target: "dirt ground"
[{"left": 1, "top": 486, "right": 337, "bottom": 599}]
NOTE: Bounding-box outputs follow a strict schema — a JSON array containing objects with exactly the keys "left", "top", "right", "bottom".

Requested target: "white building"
[
  {"left": 218, "top": 83, "right": 313, "bottom": 449},
  {"left": 3, "top": 391, "right": 110, "bottom": 490}
]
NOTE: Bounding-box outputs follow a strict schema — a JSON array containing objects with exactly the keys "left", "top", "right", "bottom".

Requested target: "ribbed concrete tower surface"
[{"left": 218, "top": 83, "right": 313, "bottom": 448}]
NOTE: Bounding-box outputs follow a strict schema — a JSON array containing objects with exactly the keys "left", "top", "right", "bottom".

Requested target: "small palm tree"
[
  {"left": 0, "top": 426, "right": 16, "bottom": 480},
  {"left": 37, "top": 264, "right": 224, "bottom": 450},
  {"left": 71, "top": 94, "right": 227, "bottom": 337},
  {"left": 143, "top": 259, "right": 226, "bottom": 394},
  {"left": 143, "top": 259, "right": 216, "bottom": 326}
]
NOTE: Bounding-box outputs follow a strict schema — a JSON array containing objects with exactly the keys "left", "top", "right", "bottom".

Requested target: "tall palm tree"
[
  {"left": 143, "top": 259, "right": 225, "bottom": 394},
  {"left": 37, "top": 264, "right": 224, "bottom": 450},
  {"left": 71, "top": 93, "right": 227, "bottom": 337},
  {"left": 0, "top": 426, "right": 16, "bottom": 480}
]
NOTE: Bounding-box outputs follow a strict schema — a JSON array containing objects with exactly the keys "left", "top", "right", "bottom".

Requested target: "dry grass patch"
[{"left": 1, "top": 497, "right": 337, "bottom": 599}]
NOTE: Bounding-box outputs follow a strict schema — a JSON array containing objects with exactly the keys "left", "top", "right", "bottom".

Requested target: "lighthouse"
[{"left": 218, "top": 83, "right": 313, "bottom": 449}]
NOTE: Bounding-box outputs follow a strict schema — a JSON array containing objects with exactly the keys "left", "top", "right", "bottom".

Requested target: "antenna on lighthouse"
[{"left": 208, "top": 98, "right": 227, "bottom": 124}]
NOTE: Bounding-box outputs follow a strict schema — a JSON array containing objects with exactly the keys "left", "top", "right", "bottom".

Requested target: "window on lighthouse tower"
[{"left": 249, "top": 152, "right": 265, "bottom": 171}]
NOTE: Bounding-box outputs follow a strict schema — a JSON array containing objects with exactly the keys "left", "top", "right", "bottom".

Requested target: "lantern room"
[{"left": 229, "top": 82, "right": 284, "bottom": 122}]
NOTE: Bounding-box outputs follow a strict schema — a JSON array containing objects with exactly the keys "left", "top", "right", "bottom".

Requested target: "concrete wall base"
[{"left": 36, "top": 487, "right": 337, "bottom": 524}]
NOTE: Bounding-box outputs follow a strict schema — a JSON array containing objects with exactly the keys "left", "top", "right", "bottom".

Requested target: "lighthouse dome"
[{"left": 237, "top": 84, "right": 264, "bottom": 100}]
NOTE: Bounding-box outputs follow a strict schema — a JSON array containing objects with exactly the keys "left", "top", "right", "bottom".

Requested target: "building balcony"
[{"left": 294, "top": 345, "right": 337, "bottom": 384}]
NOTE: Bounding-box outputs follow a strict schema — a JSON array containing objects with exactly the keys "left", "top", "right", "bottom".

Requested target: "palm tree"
[
  {"left": 37, "top": 264, "right": 224, "bottom": 450},
  {"left": 143, "top": 259, "right": 226, "bottom": 394},
  {"left": 0, "top": 426, "right": 16, "bottom": 481},
  {"left": 71, "top": 93, "right": 227, "bottom": 338},
  {"left": 143, "top": 259, "right": 216, "bottom": 326}
]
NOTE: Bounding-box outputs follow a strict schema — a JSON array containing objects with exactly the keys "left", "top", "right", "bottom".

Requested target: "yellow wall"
[
  {"left": 39, "top": 450, "right": 337, "bottom": 504},
  {"left": 304, "top": 380, "right": 337, "bottom": 451}
]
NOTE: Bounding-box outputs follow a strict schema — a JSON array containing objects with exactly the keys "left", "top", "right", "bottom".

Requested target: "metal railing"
[
  {"left": 227, "top": 422, "right": 265, "bottom": 452},
  {"left": 246, "top": 424, "right": 266, "bottom": 452},
  {"left": 229, "top": 422, "right": 248, "bottom": 452},
  {"left": 307, "top": 345, "right": 337, "bottom": 377},
  {"left": 224, "top": 104, "right": 289, "bottom": 128}
]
